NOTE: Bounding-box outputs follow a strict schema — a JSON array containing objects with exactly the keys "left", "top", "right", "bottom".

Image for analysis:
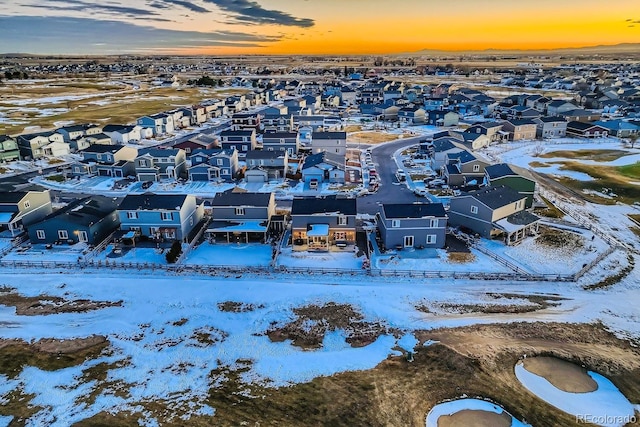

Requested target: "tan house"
[{"left": 500, "top": 119, "right": 537, "bottom": 141}]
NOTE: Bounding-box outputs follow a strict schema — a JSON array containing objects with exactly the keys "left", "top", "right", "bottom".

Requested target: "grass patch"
[
  {"left": 217, "top": 301, "right": 264, "bottom": 313},
  {"left": 0, "top": 336, "right": 109, "bottom": 379},
  {"left": 539, "top": 149, "right": 630, "bottom": 162},
  {"left": 533, "top": 195, "right": 564, "bottom": 218},
  {"left": 347, "top": 132, "right": 399, "bottom": 145},
  {"left": 47, "top": 158, "right": 65, "bottom": 165},
  {"left": 0, "top": 287, "right": 122, "bottom": 316},
  {"left": 45, "top": 174, "right": 65, "bottom": 182},
  {"left": 0, "top": 167, "right": 7, "bottom": 174},
  {"left": 617, "top": 162, "right": 640, "bottom": 180},
  {"left": 447, "top": 252, "right": 476, "bottom": 263},
  {"left": 528, "top": 161, "right": 549, "bottom": 168},
  {"left": 583, "top": 254, "right": 635, "bottom": 290},
  {"left": 536, "top": 226, "right": 584, "bottom": 249},
  {"left": 344, "top": 125, "right": 363, "bottom": 132}
]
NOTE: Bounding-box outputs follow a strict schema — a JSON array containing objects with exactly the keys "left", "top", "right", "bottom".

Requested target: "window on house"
[
  {"left": 161, "top": 212, "right": 173, "bottom": 221},
  {"left": 426, "top": 234, "right": 437, "bottom": 244},
  {"left": 36, "top": 230, "right": 45, "bottom": 240},
  {"left": 222, "top": 169, "right": 229, "bottom": 175},
  {"left": 235, "top": 208, "right": 245, "bottom": 216},
  {"left": 58, "top": 230, "right": 69, "bottom": 240},
  {"left": 217, "top": 159, "right": 223, "bottom": 166},
  {"left": 139, "top": 160, "right": 147, "bottom": 167},
  {"left": 471, "top": 205, "right": 478, "bottom": 214},
  {"left": 391, "top": 219, "right": 400, "bottom": 228},
  {"left": 429, "top": 219, "right": 438, "bottom": 228},
  {"left": 473, "top": 164, "right": 480, "bottom": 172},
  {"left": 338, "top": 215, "right": 347, "bottom": 225},
  {"left": 23, "top": 200, "right": 31, "bottom": 209},
  {"left": 242, "top": 145, "right": 248, "bottom": 151},
  {"left": 97, "top": 154, "right": 102, "bottom": 160},
  {"left": 127, "top": 212, "right": 138, "bottom": 219}
]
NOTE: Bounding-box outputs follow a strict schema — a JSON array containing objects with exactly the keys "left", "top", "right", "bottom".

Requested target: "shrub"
[{"left": 165, "top": 240, "right": 183, "bottom": 264}]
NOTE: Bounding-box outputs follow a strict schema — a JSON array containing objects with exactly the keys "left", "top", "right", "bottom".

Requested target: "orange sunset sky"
[{"left": 1, "top": 0, "right": 638, "bottom": 54}]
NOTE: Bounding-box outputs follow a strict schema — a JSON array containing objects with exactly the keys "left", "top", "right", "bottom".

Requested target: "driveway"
[{"left": 355, "top": 136, "right": 428, "bottom": 215}]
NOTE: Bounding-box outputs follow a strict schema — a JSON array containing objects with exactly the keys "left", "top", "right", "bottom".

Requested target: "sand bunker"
[
  {"left": 437, "top": 409, "right": 512, "bottom": 427},
  {"left": 522, "top": 357, "right": 597, "bottom": 393}
]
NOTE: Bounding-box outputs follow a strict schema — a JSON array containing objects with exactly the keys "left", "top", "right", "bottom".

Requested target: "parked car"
[
  {"left": 428, "top": 178, "right": 445, "bottom": 187},
  {"left": 141, "top": 181, "right": 153, "bottom": 189}
]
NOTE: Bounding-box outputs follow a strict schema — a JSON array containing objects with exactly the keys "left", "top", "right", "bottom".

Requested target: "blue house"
[
  {"left": 118, "top": 194, "right": 204, "bottom": 242},
  {"left": 188, "top": 148, "right": 239, "bottom": 182},
  {"left": 134, "top": 148, "right": 187, "bottom": 182},
  {"left": 28, "top": 196, "right": 120, "bottom": 245}
]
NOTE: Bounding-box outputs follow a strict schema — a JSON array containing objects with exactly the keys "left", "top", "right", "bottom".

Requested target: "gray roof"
[
  {"left": 485, "top": 163, "right": 517, "bottom": 179},
  {"left": 138, "top": 148, "right": 182, "bottom": 157},
  {"left": 81, "top": 144, "right": 126, "bottom": 154},
  {"left": 505, "top": 210, "right": 540, "bottom": 226},
  {"left": 210, "top": 192, "right": 272, "bottom": 207},
  {"left": 118, "top": 194, "right": 187, "bottom": 211},
  {"left": 262, "top": 132, "right": 297, "bottom": 139},
  {"left": 447, "top": 150, "right": 477, "bottom": 164},
  {"left": 0, "top": 192, "right": 28, "bottom": 204},
  {"left": 291, "top": 196, "right": 357, "bottom": 216},
  {"left": 0, "top": 135, "right": 15, "bottom": 143},
  {"left": 41, "top": 196, "right": 117, "bottom": 226},
  {"left": 311, "top": 132, "right": 346, "bottom": 139},
  {"left": 246, "top": 150, "right": 284, "bottom": 160},
  {"left": 382, "top": 203, "right": 446, "bottom": 219},
  {"left": 465, "top": 185, "right": 525, "bottom": 209}
]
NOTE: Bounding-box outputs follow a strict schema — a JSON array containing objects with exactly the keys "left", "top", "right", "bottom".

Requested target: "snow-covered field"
[
  {"left": 183, "top": 243, "right": 273, "bottom": 267},
  {"left": 426, "top": 398, "right": 531, "bottom": 427},
  {"left": 515, "top": 362, "right": 636, "bottom": 427},
  {"left": 276, "top": 247, "right": 365, "bottom": 270}
]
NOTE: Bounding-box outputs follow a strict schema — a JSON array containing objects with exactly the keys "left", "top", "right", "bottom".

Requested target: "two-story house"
[
  {"left": 245, "top": 150, "right": 289, "bottom": 182},
  {"left": 0, "top": 135, "right": 20, "bottom": 162},
  {"left": 291, "top": 196, "right": 357, "bottom": 251},
  {"left": 16, "top": 131, "right": 64, "bottom": 160},
  {"left": 566, "top": 121, "right": 610, "bottom": 138},
  {"left": 188, "top": 148, "right": 238, "bottom": 182},
  {"left": 484, "top": 163, "right": 536, "bottom": 208},
  {"left": 71, "top": 145, "right": 138, "bottom": 178},
  {"left": 134, "top": 148, "right": 187, "bottom": 182},
  {"left": 173, "top": 134, "right": 218, "bottom": 154},
  {"left": 533, "top": 116, "right": 568, "bottom": 139},
  {"left": 219, "top": 129, "right": 257, "bottom": 157},
  {"left": 103, "top": 124, "right": 143, "bottom": 144},
  {"left": 427, "top": 110, "right": 460, "bottom": 127},
  {"left": 28, "top": 196, "right": 120, "bottom": 245},
  {"left": 466, "top": 122, "right": 506, "bottom": 143},
  {"left": 137, "top": 114, "right": 175, "bottom": 136},
  {"left": 0, "top": 190, "right": 53, "bottom": 236},
  {"left": 206, "top": 192, "right": 276, "bottom": 243},
  {"left": 376, "top": 203, "right": 448, "bottom": 250},
  {"left": 301, "top": 151, "right": 345, "bottom": 185},
  {"left": 500, "top": 119, "right": 537, "bottom": 141},
  {"left": 309, "top": 131, "right": 347, "bottom": 157},
  {"left": 118, "top": 194, "right": 204, "bottom": 242},
  {"left": 442, "top": 150, "right": 490, "bottom": 187},
  {"left": 262, "top": 131, "right": 300, "bottom": 155},
  {"left": 448, "top": 185, "right": 540, "bottom": 245}
]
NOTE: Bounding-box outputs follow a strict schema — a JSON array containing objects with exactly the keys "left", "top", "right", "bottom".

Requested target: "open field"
[
  {"left": 554, "top": 161, "right": 640, "bottom": 205},
  {"left": 347, "top": 131, "right": 412, "bottom": 144},
  {"left": 0, "top": 78, "right": 249, "bottom": 135},
  {"left": 539, "top": 149, "right": 631, "bottom": 162},
  {"left": 66, "top": 322, "right": 640, "bottom": 427}
]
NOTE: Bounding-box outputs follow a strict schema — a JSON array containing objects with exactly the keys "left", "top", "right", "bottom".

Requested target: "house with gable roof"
[{"left": 291, "top": 196, "right": 357, "bottom": 251}]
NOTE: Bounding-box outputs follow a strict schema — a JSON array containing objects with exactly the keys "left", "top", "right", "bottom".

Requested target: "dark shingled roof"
[
  {"left": 311, "top": 132, "right": 346, "bottom": 139},
  {"left": 262, "top": 132, "right": 298, "bottom": 140},
  {"left": 505, "top": 210, "right": 540, "bottom": 226},
  {"left": 41, "top": 196, "right": 117, "bottom": 226},
  {"left": 382, "top": 203, "right": 446, "bottom": 219},
  {"left": 485, "top": 163, "right": 517, "bottom": 179},
  {"left": 291, "top": 196, "right": 357, "bottom": 216},
  {"left": 0, "top": 192, "right": 28, "bottom": 204},
  {"left": 467, "top": 186, "right": 525, "bottom": 209},
  {"left": 118, "top": 194, "right": 187, "bottom": 211},
  {"left": 81, "top": 144, "right": 126, "bottom": 154},
  {"left": 210, "top": 192, "right": 272, "bottom": 207},
  {"left": 246, "top": 150, "right": 284, "bottom": 160}
]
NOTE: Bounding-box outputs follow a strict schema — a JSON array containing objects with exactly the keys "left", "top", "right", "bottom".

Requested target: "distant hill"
[{"left": 415, "top": 43, "right": 640, "bottom": 55}]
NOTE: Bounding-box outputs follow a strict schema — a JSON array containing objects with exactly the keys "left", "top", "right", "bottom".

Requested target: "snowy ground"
[
  {"left": 91, "top": 244, "right": 180, "bottom": 265},
  {"left": 183, "top": 243, "right": 273, "bottom": 267},
  {"left": 275, "top": 247, "right": 365, "bottom": 270},
  {"left": 425, "top": 398, "right": 531, "bottom": 427},
  {"left": 515, "top": 362, "right": 636, "bottom": 427},
  {"left": 372, "top": 247, "right": 512, "bottom": 274},
  {"left": 1, "top": 243, "right": 88, "bottom": 263}
]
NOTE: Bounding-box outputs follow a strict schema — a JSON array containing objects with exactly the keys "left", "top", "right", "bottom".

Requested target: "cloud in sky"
[
  {"left": 0, "top": 16, "right": 281, "bottom": 54},
  {"left": 202, "top": 0, "right": 315, "bottom": 27}
]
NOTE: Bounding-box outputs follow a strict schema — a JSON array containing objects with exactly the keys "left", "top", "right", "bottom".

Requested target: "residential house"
[
  {"left": 505, "top": 106, "right": 541, "bottom": 120},
  {"left": 206, "top": 192, "right": 276, "bottom": 243},
  {"left": 376, "top": 203, "right": 447, "bottom": 250},
  {"left": 136, "top": 114, "right": 175, "bottom": 136},
  {"left": 188, "top": 148, "right": 238, "bottom": 182},
  {"left": 232, "top": 112, "right": 261, "bottom": 131},
  {"left": 466, "top": 122, "right": 506, "bottom": 143},
  {"left": 245, "top": 150, "right": 288, "bottom": 182},
  {"left": 103, "top": 125, "right": 142, "bottom": 144},
  {"left": 560, "top": 109, "right": 601, "bottom": 123},
  {"left": 566, "top": 121, "right": 610, "bottom": 138},
  {"left": 484, "top": 163, "right": 536, "bottom": 208},
  {"left": 42, "top": 141, "right": 71, "bottom": 158},
  {"left": 301, "top": 151, "right": 345, "bottom": 185},
  {"left": 533, "top": 116, "right": 568, "bottom": 138},
  {"left": 427, "top": 110, "right": 460, "bottom": 127},
  {"left": 442, "top": 150, "right": 490, "bottom": 187},
  {"left": 593, "top": 120, "right": 639, "bottom": 138},
  {"left": 173, "top": 134, "right": 218, "bottom": 154},
  {"left": 0, "top": 135, "right": 20, "bottom": 162},
  {"left": 291, "top": 196, "right": 357, "bottom": 251},
  {"left": 28, "top": 196, "right": 120, "bottom": 245},
  {"left": 118, "top": 194, "right": 204, "bottom": 242},
  {"left": 0, "top": 190, "right": 53, "bottom": 236},
  {"left": 71, "top": 145, "right": 138, "bottom": 178},
  {"left": 134, "top": 148, "right": 187, "bottom": 182},
  {"left": 57, "top": 125, "right": 87, "bottom": 142},
  {"left": 16, "top": 131, "right": 64, "bottom": 159},
  {"left": 262, "top": 114, "right": 293, "bottom": 132},
  {"left": 219, "top": 129, "right": 257, "bottom": 156},
  {"left": 448, "top": 185, "right": 540, "bottom": 245},
  {"left": 309, "top": 131, "right": 347, "bottom": 157},
  {"left": 398, "top": 106, "right": 426, "bottom": 124},
  {"left": 426, "top": 138, "right": 463, "bottom": 170},
  {"left": 546, "top": 100, "right": 578, "bottom": 116},
  {"left": 458, "top": 132, "right": 491, "bottom": 150},
  {"left": 262, "top": 131, "right": 300, "bottom": 155},
  {"left": 500, "top": 119, "right": 537, "bottom": 141}
]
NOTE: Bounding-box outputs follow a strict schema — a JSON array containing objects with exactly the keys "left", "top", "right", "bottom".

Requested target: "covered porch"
[
  {"left": 292, "top": 225, "right": 356, "bottom": 252},
  {"left": 494, "top": 211, "right": 541, "bottom": 246},
  {"left": 206, "top": 220, "right": 269, "bottom": 244}
]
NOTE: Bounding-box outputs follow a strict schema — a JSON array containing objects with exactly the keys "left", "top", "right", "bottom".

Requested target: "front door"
[
  {"left": 78, "top": 231, "right": 88, "bottom": 243},
  {"left": 403, "top": 235, "right": 414, "bottom": 248}
]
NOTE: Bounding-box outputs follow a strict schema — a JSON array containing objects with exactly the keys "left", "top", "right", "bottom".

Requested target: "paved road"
[{"left": 356, "top": 136, "right": 426, "bottom": 215}]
